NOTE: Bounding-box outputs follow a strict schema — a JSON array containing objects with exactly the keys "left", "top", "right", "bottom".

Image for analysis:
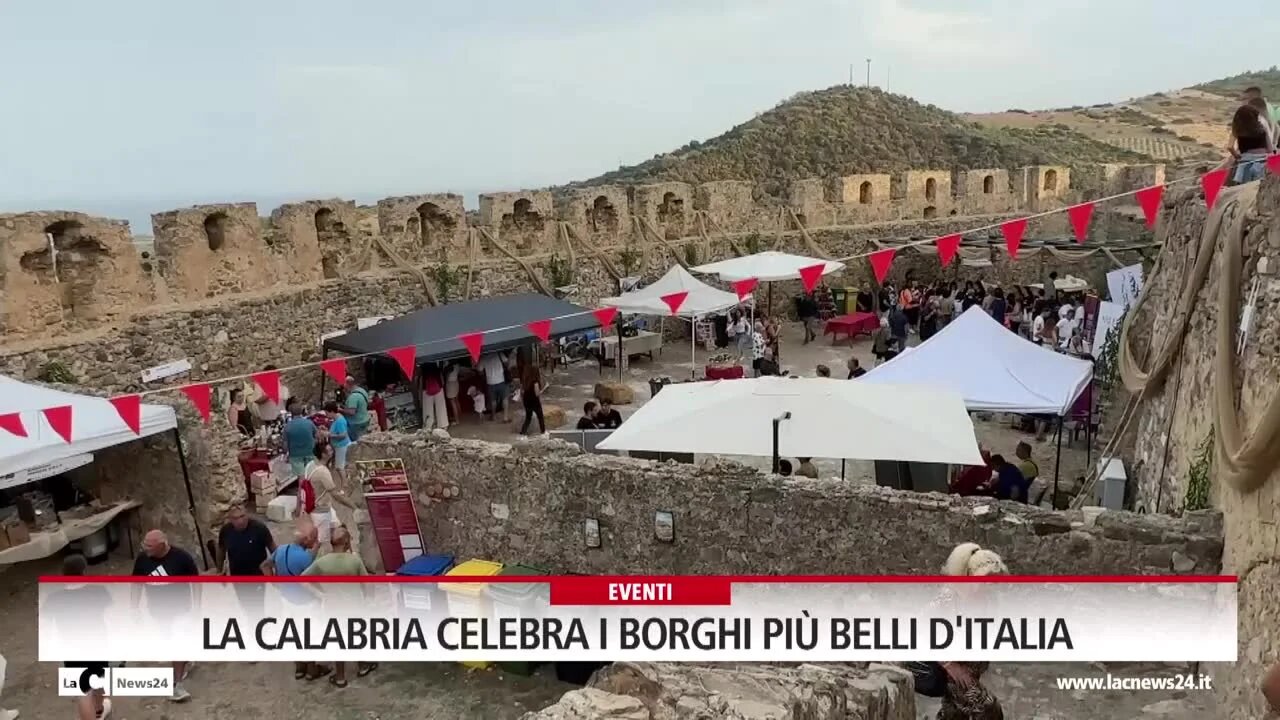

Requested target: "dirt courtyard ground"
[{"left": 0, "top": 320, "right": 1205, "bottom": 719}]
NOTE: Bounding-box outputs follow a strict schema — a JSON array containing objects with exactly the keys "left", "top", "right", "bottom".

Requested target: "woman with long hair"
[
  {"left": 935, "top": 543, "right": 1006, "bottom": 720},
  {"left": 519, "top": 363, "right": 546, "bottom": 435}
]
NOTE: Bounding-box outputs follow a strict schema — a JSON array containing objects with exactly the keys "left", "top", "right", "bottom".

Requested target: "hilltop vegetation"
[
  {"left": 570, "top": 86, "right": 1149, "bottom": 196},
  {"left": 1195, "top": 67, "right": 1280, "bottom": 100}
]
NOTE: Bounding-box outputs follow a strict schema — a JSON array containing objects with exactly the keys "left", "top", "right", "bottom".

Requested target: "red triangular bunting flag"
[
  {"left": 1268, "top": 154, "right": 1280, "bottom": 175},
  {"left": 1201, "top": 168, "right": 1228, "bottom": 210},
  {"left": 1000, "top": 218, "right": 1027, "bottom": 260},
  {"left": 0, "top": 412, "right": 27, "bottom": 438},
  {"left": 387, "top": 346, "right": 416, "bottom": 380},
  {"left": 1135, "top": 185, "right": 1164, "bottom": 228},
  {"left": 180, "top": 383, "right": 212, "bottom": 422},
  {"left": 527, "top": 319, "right": 552, "bottom": 343},
  {"left": 458, "top": 332, "right": 484, "bottom": 363},
  {"left": 935, "top": 234, "right": 961, "bottom": 267},
  {"left": 43, "top": 405, "right": 72, "bottom": 443},
  {"left": 732, "top": 277, "right": 758, "bottom": 301},
  {"left": 108, "top": 395, "right": 141, "bottom": 435},
  {"left": 251, "top": 370, "right": 281, "bottom": 404},
  {"left": 592, "top": 307, "right": 618, "bottom": 328},
  {"left": 798, "top": 264, "right": 826, "bottom": 293},
  {"left": 1067, "top": 202, "right": 1095, "bottom": 244},
  {"left": 660, "top": 291, "right": 689, "bottom": 315},
  {"left": 868, "top": 248, "right": 896, "bottom": 284},
  {"left": 320, "top": 358, "right": 347, "bottom": 386}
]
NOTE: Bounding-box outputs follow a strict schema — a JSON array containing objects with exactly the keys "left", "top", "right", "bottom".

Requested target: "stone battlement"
[{"left": 0, "top": 162, "right": 1163, "bottom": 342}]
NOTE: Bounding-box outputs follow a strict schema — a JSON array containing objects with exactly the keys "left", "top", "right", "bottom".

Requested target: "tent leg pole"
[
  {"left": 1084, "top": 378, "right": 1093, "bottom": 474},
  {"left": 617, "top": 316, "right": 624, "bottom": 383},
  {"left": 772, "top": 418, "right": 781, "bottom": 474},
  {"left": 841, "top": 459, "right": 846, "bottom": 480},
  {"left": 691, "top": 316, "right": 696, "bottom": 380},
  {"left": 173, "top": 427, "right": 210, "bottom": 570},
  {"left": 319, "top": 346, "right": 329, "bottom": 403},
  {"left": 1053, "top": 417, "right": 1064, "bottom": 508}
]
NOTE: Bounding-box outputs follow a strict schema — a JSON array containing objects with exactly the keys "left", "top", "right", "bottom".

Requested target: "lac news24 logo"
[{"left": 58, "top": 665, "right": 173, "bottom": 697}]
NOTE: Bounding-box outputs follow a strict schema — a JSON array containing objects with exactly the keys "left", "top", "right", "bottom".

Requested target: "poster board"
[
  {"left": 355, "top": 458, "right": 424, "bottom": 574},
  {"left": 1107, "top": 264, "right": 1144, "bottom": 309},
  {"left": 1092, "top": 301, "right": 1126, "bottom": 366}
]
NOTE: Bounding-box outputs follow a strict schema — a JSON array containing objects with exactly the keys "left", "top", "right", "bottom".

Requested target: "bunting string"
[{"left": 1, "top": 155, "right": 1275, "bottom": 440}]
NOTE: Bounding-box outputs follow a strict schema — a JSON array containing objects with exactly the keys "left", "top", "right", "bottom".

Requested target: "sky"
[{"left": 0, "top": 0, "right": 1274, "bottom": 231}]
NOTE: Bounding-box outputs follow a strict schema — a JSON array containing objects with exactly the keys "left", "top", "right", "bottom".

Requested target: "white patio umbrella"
[
  {"left": 601, "top": 266, "right": 742, "bottom": 378},
  {"left": 597, "top": 376, "right": 982, "bottom": 466},
  {"left": 692, "top": 251, "right": 846, "bottom": 320}
]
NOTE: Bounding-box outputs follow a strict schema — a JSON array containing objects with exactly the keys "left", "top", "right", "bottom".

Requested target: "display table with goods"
[
  {"left": 704, "top": 353, "right": 745, "bottom": 380},
  {"left": 824, "top": 312, "right": 880, "bottom": 344},
  {"left": 236, "top": 412, "right": 328, "bottom": 502},
  {"left": 0, "top": 497, "right": 142, "bottom": 565},
  {"left": 593, "top": 330, "right": 663, "bottom": 366}
]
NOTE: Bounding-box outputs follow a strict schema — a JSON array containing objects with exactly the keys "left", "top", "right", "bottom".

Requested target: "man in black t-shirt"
[
  {"left": 215, "top": 505, "right": 275, "bottom": 620},
  {"left": 132, "top": 530, "right": 199, "bottom": 703},
  {"left": 595, "top": 400, "right": 623, "bottom": 429},
  {"left": 576, "top": 402, "right": 600, "bottom": 430}
]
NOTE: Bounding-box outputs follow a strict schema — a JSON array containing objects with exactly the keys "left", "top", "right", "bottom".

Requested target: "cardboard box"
[{"left": 5, "top": 522, "right": 31, "bottom": 547}]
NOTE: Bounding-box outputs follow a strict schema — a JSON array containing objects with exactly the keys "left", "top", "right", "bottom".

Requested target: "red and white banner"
[{"left": 39, "top": 576, "right": 1236, "bottom": 663}]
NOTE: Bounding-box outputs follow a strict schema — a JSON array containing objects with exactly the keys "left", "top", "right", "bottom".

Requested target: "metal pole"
[
  {"left": 319, "top": 345, "right": 330, "bottom": 401},
  {"left": 841, "top": 459, "right": 846, "bottom": 480},
  {"left": 772, "top": 412, "right": 792, "bottom": 474},
  {"left": 865, "top": 58, "right": 871, "bottom": 87},
  {"left": 617, "top": 314, "right": 624, "bottom": 383},
  {"left": 172, "top": 427, "right": 210, "bottom": 570},
  {"left": 1084, "top": 375, "right": 1094, "bottom": 473},
  {"left": 1052, "top": 417, "right": 1064, "bottom": 508},
  {"left": 690, "top": 315, "right": 696, "bottom": 380}
]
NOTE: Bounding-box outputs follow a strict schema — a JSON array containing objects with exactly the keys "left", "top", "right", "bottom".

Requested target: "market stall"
[
  {"left": 0, "top": 375, "right": 190, "bottom": 566},
  {"left": 600, "top": 266, "right": 741, "bottom": 379},
  {"left": 860, "top": 306, "right": 1095, "bottom": 492},
  {"left": 692, "top": 251, "right": 845, "bottom": 316}
]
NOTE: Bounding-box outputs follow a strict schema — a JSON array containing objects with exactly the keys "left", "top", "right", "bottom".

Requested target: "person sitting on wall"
[
  {"left": 577, "top": 402, "right": 600, "bottom": 430},
  {"left": 989, "top": 454, "right": 1030, "bottom": 503},
  {"left": 951, "top": 450, "right": 993, "bottom": 497},
  {"left": 1015, "top": 442, "right": 1045, "bottom": 506},
  {"left": 795, "top": 457, "right": 819, "bottom": 478},
  {"left": 847, "top": 357, "right": 866, "bottom": 379},
  {"left": 595, "top": 399, "right": 623, "bottom": 429}
]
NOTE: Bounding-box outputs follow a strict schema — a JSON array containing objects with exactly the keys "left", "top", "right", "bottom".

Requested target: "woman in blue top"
[{"left": 324, "top": 401, "right": 351, "bottom": 482}]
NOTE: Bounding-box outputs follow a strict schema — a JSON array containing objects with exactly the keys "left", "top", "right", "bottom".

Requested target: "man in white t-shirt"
[
  {"left": 1056, "top": 310, "right": 1075, "bottom": 350},
  {"left": 1058, "top": 303, "right": 1073, "bottom": 321},
  {"left": 1031, "top": 312, "right": 1047, "bottom": 345},
  {"left": 254, "top": 364, "right": 290, "bottom": 423},
  {"left": 478, "top": 352, "right": 510, "bottom": 422}
]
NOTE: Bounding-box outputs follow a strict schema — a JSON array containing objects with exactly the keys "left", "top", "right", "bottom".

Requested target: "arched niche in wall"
[{"left": 204, "top": 213, "right": 230, "bottom": 252}]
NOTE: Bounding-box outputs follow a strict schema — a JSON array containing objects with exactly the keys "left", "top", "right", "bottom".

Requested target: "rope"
[
  {"left": 633, "top": 216, "right": 691, "bottom": 271},
  {"left": 561, "top": 222, "right": 624, "bottom": 283},
  {"left": 476, "top": 227, "right": 554, "bottom": 297},
  {"left": 785, "top": 208, "right": 835, "bottom": 260}
]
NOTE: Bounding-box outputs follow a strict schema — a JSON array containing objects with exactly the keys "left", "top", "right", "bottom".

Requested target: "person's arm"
[
  {"left": 261, "top": 548, "right": 277, "bottom": 576},
  {"left": 262, "top": 523, "right": 278, "bottom": 554}
]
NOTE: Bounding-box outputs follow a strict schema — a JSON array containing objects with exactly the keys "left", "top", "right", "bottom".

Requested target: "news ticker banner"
[{"left": 39, "top": 576, "right": 1237, "bottom": 663}]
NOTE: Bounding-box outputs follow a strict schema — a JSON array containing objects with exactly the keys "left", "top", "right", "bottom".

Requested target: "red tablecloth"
[
  {"left": 237, "top": 449, "right": 274, "bottom": 497},
  {"left": 705, "top": 364, "right": 745, "bottom": 380},
  {"left": 824, "top": 312, "right": 879, "bottom": 344}
]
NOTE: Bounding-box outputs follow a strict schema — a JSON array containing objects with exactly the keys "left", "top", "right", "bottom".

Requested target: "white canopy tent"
[
  {"left": 859, "top": 306, "right": 1093, "bottom": 415},
  {"left": 692, "top": 251, "right": 845, "bottom": 283},
  {"left": 0, "top": 375, "right": 177, "bottom": 475},
  {"left": 601, "top": 266, "right": 743, "bottom": 377},
  {"left": 597, "top": 376, "right": 983, "bottom": 466}
]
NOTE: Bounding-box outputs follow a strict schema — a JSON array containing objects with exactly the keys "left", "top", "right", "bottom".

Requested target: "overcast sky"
[{"left": 0, "top": 0, "right": 1274, "bottom": 229}]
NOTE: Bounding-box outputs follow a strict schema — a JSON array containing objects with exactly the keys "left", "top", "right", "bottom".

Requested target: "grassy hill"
[
  {"left": 569, "top": 86, "right": 1149, "bottom": 197},
  {"left": 1195, "top": 67, "right": 1280, "bottom": 100}
]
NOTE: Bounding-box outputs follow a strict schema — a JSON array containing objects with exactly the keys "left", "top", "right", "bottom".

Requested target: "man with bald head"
[{"left": 131, "top": 529, "right": 198, "bottom": 703}]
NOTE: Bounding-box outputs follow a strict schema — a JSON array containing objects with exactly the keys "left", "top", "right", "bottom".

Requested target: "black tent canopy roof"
[{"left": 322, "top": 293, "right": 602, "bottom": 365}]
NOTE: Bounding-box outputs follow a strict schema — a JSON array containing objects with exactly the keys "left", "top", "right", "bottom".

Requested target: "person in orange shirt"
[{"left": 899, "top": 281, "right": 920, "bottom": 333}]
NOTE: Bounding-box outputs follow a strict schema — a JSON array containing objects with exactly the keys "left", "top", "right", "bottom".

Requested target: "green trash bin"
[
  {"left": 491, "top": 564, "right": 550, "bottom": 676},
  {"left": 829, "top": 288, "right": 847, "bottom": 315}
]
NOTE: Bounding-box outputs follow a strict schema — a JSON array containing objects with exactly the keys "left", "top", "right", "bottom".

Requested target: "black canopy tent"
[{"left": 319, "top": 294, "right": 603, "bottom": 402}]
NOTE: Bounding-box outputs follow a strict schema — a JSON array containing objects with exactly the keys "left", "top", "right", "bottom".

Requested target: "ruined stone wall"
[
  {"left": 349, "top": 433, "right": 1222, "bottom": 577},
  {"left": 1127, "top": 173, "right": 1280, "bottom": 718},
  {"left": 0, "top": 162, "right": 1164, "bottom": 347},
  {"left": 0, "top": 212, "right": 151, "bottom": 336}
]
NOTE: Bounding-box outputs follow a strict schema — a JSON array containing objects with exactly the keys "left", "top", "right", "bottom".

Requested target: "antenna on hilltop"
[
  {"left": 865, "top": 59, "right": 871, "bottom": 87},
  {"left": 848, "top": 64, "right": 853, "bottom": 85},
  {"left": 886, "top": 66, "right": 890, "bottom": 93}
]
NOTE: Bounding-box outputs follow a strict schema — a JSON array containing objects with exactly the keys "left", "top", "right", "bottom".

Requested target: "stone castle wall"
[
  {"left": 351, "top": 433, "right": 1222, "bottom": 577},
  {"left": 1127, "top": 173, "right": 1280, "bottom": 718},
  {"left": 0, "top": 162, "right": 1163, "bottom": 345}
]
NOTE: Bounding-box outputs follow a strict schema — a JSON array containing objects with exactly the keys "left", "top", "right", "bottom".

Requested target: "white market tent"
[
  {"left": 860, "top": 306, "right": 1093, "bottom": 416},
  {"left": 692, "top": 251, "right": 845, "bottom": 282},
  {"left": 601, "top": 265, "right": 739, "bottom": 317},
  {"left": 0, "top": 375, "right": 177, "bottom": 477},
  {"left": 597, "top": 376, "right": 983, "bottom": 466}
]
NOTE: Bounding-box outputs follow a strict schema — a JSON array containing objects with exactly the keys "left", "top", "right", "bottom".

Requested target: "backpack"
[{"left": 298, "top": 465, "right": 318, "bottom": 514}]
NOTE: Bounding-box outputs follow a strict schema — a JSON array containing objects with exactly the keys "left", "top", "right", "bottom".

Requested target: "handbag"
[{"left": 905, "top": 661, "right": 948, "bottom": 698}]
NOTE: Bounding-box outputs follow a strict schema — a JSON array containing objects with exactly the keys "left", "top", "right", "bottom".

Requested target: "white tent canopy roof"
[
  {"left": 860, "top": 306, "right": 1093, "bottom": 415},
  {"left": 692, "top": 251, "right": 845, "bottom": 282},
  {"left": 597, "top": 376, "right": 982, "bottom": 465},
  {"left": 600, "top": 265, "right": 740, "bottom": 317},
  {"left": 0, "top": 376, "right": 177, "bottom": 476}
]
